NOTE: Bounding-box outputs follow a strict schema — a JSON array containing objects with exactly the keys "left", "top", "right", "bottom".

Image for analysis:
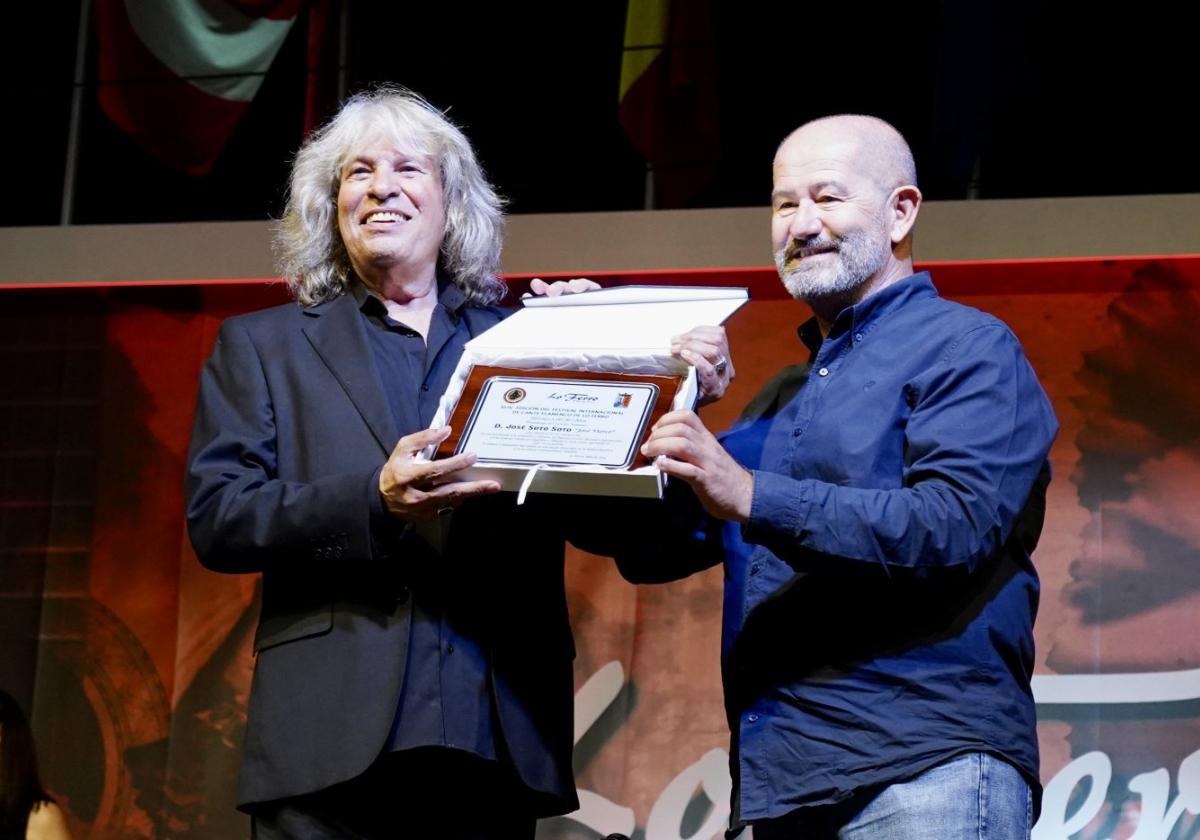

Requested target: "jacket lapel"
[{"left": 302, "top": 294, "right": 397, "bottom": 455}]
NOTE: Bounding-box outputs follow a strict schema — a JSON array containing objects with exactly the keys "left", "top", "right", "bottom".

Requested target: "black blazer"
[{"left": 185, "top": 292, "right": 582, "bottom": 815}]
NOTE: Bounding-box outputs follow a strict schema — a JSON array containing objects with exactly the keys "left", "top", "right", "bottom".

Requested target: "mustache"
[{"left": 783, "top": 236, "right": 840, "bottom": 262}]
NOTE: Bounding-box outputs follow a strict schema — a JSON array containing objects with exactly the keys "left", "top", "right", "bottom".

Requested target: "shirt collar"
[
  {"left": 796, "top": 272, "right": 938, "bottom": 358},
  {"left": 351, "top": 275, "right": 468, "bottom": 322}
]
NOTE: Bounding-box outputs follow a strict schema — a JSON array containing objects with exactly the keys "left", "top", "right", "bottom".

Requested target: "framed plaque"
[{"left": 435, "top": 366, "right": 683, "bottom": 470}]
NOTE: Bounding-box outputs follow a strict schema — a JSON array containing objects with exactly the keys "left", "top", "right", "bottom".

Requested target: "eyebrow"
[
  {"left": 810, "top": 180, "right": 850, "bottom": 194},
  {"left": 340, "top": 152, "right": 430, "bottom": 177},
  {"left": 772, "top": 179, "right": 852, "bottom": 200}
]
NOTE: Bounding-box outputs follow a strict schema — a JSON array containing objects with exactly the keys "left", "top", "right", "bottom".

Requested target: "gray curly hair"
[{"left": 275, "top": 87, "right": 507, "bottom": 306}]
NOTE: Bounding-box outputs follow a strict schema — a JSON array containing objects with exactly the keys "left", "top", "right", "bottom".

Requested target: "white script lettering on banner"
[
  {"left": 565, "top": 662, "right": 732, "bottom": 840},
  {"left": 567, "top": 663, "right": 1200, "bottom": 840},
  {"left": 1028, "top": 748, "right": 1200, "bottom": 840}
]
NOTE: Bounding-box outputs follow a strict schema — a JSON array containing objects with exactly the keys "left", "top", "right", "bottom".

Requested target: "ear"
[{"left": 888, "top": 185, "right": 922, "bottom": 245}]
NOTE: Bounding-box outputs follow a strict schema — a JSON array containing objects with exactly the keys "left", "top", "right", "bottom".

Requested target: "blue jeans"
[{"left": 752, "top": 753, "right": 1033, "bottom": 840}]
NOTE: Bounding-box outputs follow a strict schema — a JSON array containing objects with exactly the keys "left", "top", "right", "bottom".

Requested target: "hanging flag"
[
  {"left": 618, "top": 0, "right": 719, "bottom": 208},
  {"left": 94, "top": 0, "right": 304, "bottom": 176}
]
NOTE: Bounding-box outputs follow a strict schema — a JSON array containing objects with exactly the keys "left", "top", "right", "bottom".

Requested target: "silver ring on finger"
[{"left": 713, "top": 356, "right": 729, "bottom": 375}]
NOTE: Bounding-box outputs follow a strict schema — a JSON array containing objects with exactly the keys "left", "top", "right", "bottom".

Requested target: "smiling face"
[
  {"left": 336, "top": 136, "right": 446, "bottom": 293},
  {"left": 770, "top": 117, "right": 920, "bottom": 312},
  {"left": 771, "top": 130, "right": 895, "bottom": 304}
]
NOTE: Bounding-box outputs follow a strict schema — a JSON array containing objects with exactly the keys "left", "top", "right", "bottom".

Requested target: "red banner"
[{"left": 3, "top": 259, "right": 1199, "bottom": 838}]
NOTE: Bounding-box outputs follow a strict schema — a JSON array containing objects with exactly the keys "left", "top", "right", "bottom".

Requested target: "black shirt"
[{"left": 353, "top": 279, "right": 502, "bottom": 762}]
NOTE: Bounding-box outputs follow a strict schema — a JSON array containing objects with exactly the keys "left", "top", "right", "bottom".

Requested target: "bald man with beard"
[{"left": 629, "top": 116, "right": 1059, "bottom": 839}]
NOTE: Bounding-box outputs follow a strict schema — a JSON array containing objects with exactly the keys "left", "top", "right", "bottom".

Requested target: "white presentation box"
[{"left": 424, "top": 285, "right": 749, "bottom": 499}]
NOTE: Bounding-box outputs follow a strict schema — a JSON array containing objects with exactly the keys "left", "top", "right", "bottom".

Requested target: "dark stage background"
[{"left": 2, "top": 1, "right": 1198, "bottom": 227}]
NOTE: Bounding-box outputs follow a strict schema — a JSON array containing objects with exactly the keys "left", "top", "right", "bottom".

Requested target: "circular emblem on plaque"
[{"left": 503, "top": 387, "right": 527, "bottom": 403}]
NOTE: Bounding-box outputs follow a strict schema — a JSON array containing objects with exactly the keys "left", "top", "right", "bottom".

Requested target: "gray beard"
[{"left": 775, "top": 227, "right": 889, "bottom": 304}]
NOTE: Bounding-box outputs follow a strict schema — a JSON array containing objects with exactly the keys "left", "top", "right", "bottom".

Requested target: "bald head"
[{"left": 776, "top": 115, "right": 916, "bottom": 194}]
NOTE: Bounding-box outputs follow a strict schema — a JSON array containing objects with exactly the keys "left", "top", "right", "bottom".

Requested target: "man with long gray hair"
[{"left": 185, "top": 88, "right": 732, "bottom": 839}]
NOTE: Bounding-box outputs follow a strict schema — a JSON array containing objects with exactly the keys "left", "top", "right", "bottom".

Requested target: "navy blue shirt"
[
  {"left": 712, "top": 273, "right": 1057, "bottom": 829},
  {"left": 353, "top": 280, "right": 502, "bottom": 762}
]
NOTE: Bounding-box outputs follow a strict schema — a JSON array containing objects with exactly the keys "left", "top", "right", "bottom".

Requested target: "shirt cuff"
[{"left": 742, "top": 469, "right": 807, "bottom": 546}]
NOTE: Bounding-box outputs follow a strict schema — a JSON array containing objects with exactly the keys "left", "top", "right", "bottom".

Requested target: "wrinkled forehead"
[
  {"left": 772, "top": 131, "right": 873, "bottom": 187},
  {"left": 336, "top": 108, "right": 442, "bottom": 173}
]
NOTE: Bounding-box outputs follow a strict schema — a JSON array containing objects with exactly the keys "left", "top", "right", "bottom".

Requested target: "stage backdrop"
[{"left": 2, "top": 257, "right": 1199, "bottom": 840}]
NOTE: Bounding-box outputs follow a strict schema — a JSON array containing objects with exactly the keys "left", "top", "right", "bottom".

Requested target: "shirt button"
[
  {"left": 818, "top": 367, "right": 829, "bottom": 377},
  {"left": 854, "top": 333, "right": 864, "bottom": 342},
  {"left": 747, "top": 713, "right": 759, "bottom": 723},
  {"left": 750, "top": 563, "right": 762, "bottom": 576},
  {"left": 446, "top": 643, "right": 455, "bottom": 655},
  {"left": 421, "top": 383, "right": 430, "bottom": 391}
]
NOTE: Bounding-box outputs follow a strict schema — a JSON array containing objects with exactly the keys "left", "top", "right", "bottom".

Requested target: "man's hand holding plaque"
[
  {"left": 672, "top": 325, "right": 735, "bottom": 406},
  {"left": 380, "top": 426, "right": 501, "bottom": 522}
]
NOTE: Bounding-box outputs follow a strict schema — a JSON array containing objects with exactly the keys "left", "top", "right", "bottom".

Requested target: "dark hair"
[{"left": 0, "top": 690, "right": 53, "bottom": 827}]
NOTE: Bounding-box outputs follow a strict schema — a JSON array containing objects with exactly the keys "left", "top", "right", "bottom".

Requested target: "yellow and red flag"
[{"left": 618, "top": 0, "right": 719, "bottom": 208}]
